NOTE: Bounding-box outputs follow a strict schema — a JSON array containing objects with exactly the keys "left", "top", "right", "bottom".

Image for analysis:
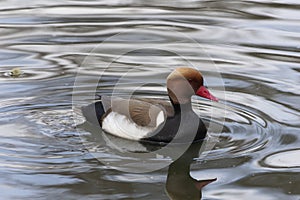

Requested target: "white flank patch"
[
  {"left": 102, "top": 111, "right": 164, "bottom": 140},
  {"left": 156, "top": 111, "right": 164, "bottom": 127}
]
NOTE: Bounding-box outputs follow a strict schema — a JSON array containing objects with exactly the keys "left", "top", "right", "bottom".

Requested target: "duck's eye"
[{"left": 188, "top": 78, "right": 193, "bottom": 82}]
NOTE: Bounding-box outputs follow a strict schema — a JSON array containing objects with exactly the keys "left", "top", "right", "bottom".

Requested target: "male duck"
[{"left": 82, "top": 67, "right": 218, "bottom": 143}]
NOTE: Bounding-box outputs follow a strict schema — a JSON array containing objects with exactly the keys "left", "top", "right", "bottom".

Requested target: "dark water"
[{"left": 0, "top": 0, "right": 300, "bottom": 199}]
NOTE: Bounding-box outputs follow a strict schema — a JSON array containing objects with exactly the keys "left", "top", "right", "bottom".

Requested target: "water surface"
[{"left": 0, "top": 0, "right": 299, "bottom": 199}]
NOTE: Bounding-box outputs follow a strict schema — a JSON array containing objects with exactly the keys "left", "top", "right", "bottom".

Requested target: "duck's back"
[{"left": 82, "top": 96, "right": 174, "bottom": 126}]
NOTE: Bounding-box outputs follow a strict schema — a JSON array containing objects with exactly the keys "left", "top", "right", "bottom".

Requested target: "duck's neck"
[
  {"left": 169, "top": 95, "right": 192, "bottom": 114},
  {"left": 167, "top": 89, "right": 193, "bottom": 113}
]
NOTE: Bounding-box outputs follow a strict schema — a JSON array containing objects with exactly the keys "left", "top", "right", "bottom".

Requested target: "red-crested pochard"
[{"left": 82, "top": 67, "right": 218, "bottom": 143}]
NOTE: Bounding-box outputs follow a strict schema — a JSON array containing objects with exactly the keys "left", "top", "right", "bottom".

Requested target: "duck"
[{"left": 82, "top": 67, "right": 218, "bottom": 143}]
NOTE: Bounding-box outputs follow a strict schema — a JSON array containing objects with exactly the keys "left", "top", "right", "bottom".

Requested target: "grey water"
[{"left": 0, "top": 0, "right": 299, "bottom": 199}]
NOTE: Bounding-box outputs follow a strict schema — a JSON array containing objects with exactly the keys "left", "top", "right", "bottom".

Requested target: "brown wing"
[
  {"left": 102, "top": 96, "right": 168, "bottom": 127},
  {"left": 136, "top": 98, "right": 175, "bottom": 117}
]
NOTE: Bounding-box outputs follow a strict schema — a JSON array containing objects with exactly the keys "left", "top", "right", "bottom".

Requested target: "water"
[{"left": 0, "top": 0, "right": 299, "bottom": 199}]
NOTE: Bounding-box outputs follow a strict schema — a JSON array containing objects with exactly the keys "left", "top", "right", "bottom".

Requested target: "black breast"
[{"left": 142, "top": 111, "right": 207, "bottom": 144}]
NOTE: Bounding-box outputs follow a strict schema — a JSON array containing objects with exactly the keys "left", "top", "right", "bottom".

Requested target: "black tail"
[{"left": 81, "top": 101, "right": 105, "bottom": 126}]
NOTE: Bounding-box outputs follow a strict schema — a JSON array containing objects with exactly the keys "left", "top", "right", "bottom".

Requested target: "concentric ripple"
[{"left": 260, "top": 149, "right": 300, "bottom": 168}]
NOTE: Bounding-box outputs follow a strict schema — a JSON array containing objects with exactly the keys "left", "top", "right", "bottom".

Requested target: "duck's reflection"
[
  {"left": 101, "top": 133, "right": 217, "bottom": 199},
  {"left": 165, "top": 142, "right": 216, "bottom": 200},
  {"left": 81, "top": 122, "right": 216, "bottom": 199}
]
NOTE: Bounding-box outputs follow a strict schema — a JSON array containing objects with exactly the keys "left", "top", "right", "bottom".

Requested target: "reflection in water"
[
  {"left": 166, "top": 142, "right": 216, "bottom": 200},
  {"left": 83, "top": 123, "right": 217, "bottom": 200}
]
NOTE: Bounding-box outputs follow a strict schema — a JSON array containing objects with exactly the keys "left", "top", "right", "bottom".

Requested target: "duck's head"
[{"left": 167, "top": 67, "right": 218, "bottom": 104}]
